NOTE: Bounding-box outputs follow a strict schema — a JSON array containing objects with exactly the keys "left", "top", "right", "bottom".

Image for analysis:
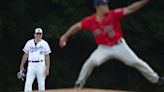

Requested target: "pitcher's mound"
[{"left": 37, "top": 88, "right": 132, "bottom": 92}]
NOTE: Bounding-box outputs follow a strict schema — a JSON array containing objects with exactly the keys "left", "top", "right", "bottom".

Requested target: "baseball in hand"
[{"left": 63, "top": 42, "right": 66, "bottom": 46}]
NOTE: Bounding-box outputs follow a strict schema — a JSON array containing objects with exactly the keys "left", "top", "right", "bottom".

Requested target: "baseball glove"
[{"left": 17, "top": 70, "right": 26, "bottom": 81}]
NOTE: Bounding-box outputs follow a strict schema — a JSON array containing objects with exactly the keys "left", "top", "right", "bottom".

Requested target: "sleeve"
[
  {"left": 81, "top": 16, "right": 91, "bottom": 30},
  {"left": 113, "top": 8, "right": 124, "bottom": 21},
  {"left": 23, "top": 41, "right": 29, "bottom": 53},
  {"left": 44, "top": 42, "right": 51, "bottom": 55}
]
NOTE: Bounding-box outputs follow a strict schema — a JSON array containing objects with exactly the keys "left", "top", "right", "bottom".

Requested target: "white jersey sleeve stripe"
[
  {"left": 23, "top": 49, "right": 29, "bottom": 53},
  {"left": 44, "top": 50, "right": 51, "bottom": 55}
]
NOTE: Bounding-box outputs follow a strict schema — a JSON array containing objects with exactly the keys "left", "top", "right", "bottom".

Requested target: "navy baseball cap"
[{"left": 94, "top": 0, "right": 108, "bottom": 6}]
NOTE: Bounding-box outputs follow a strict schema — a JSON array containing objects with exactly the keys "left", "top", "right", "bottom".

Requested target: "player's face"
[
  {"left": 34, "top": 33, "right": 43, "bottom": 40},
  {"left": 97, "top": 4, "right": 109, "bottom": 13}
]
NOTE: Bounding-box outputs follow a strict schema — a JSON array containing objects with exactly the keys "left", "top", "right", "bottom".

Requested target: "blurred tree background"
[{"left": 0, "top": 0, "right": 164, "bottom": 92}]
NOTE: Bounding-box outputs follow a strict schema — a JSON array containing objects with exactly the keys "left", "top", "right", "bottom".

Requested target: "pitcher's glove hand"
[{"left": 17, "top": 70, "right": 26, "bottom": 81}]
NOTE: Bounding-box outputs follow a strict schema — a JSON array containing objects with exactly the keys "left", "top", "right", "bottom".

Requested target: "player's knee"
[
  {"left": 126, "top": 58, "right": 142, "bottom": 67},
  {"left": 85, "top": 58, "right": 99, "bottom": 67}
]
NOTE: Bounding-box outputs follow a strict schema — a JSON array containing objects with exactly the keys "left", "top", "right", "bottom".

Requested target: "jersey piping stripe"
[
  {"left": 23, "top": 49, "right": 29, "bottom": 53},
  {"left": 44, "top": 50, "right": 51, "bottom": 55}
]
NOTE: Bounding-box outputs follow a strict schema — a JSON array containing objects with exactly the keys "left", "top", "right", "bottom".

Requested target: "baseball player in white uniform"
[{"left": 19, "top": 28, "right": 51, "bottom": 92}]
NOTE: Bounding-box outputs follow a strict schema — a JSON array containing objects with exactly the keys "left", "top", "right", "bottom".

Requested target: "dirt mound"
[{"left": 34, "top": 88, "right": 132, "bottom": 92}]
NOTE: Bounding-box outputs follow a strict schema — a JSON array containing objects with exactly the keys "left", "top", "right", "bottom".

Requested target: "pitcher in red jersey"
[{"left": 59, "top": 0, "right": 164, "bottom": 88}]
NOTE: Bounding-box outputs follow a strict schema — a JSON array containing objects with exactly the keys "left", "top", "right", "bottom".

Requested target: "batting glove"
[{"left": 17, "top": 70, "right": 26, "bottom": 81}]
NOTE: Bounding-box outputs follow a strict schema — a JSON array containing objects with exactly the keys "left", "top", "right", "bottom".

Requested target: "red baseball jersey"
[{"left": 81, "top": 8, "right": 124, "bottom": 46}]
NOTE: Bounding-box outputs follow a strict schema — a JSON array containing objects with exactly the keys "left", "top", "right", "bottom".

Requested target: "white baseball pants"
[
  {"left": 76, "top": 38, "right": 159, "bottom": 87},
  {"left": 24, "top": 61, "right": 46, "bottom": 92}
]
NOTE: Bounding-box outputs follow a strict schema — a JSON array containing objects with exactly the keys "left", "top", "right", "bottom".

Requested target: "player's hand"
[
  {"left": 59, "top": 35, "right": 67, "bottom": 48},
  {"left": 44, "top": 67, "right": 49, "bottom": 76}
]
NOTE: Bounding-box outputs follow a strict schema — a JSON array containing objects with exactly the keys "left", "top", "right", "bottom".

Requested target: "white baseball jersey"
[{"left": 23, "top": 39, "right": 51, "bottom": 61}]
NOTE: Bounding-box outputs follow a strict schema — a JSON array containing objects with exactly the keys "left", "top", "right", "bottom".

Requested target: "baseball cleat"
[
  {"left": 157, "top": 77, "right": 164, "bottom": 86},
  {"left": 74, "top": 83, "right": 83, "bottom": 89}
]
